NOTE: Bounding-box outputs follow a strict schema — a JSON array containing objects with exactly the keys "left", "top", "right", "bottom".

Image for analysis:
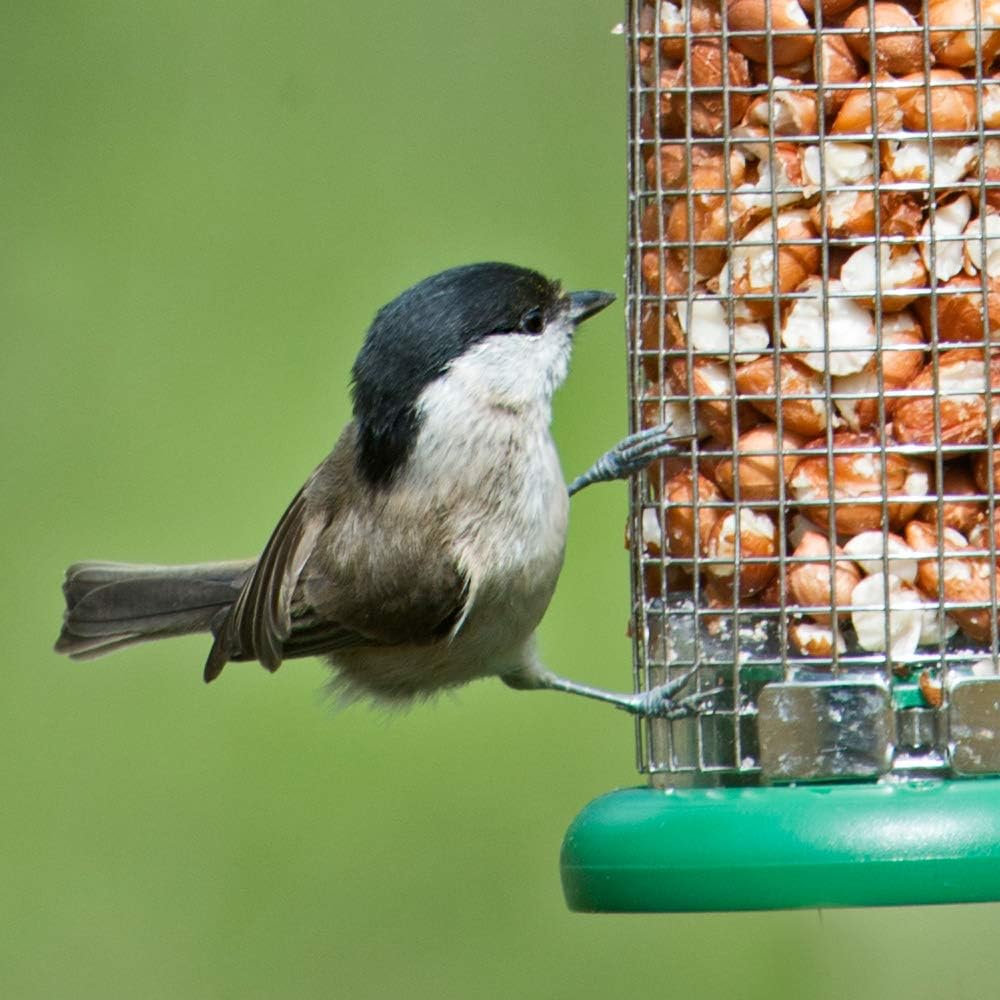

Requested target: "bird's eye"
[{"left": 520, "top": 308, "right": 544, "bottom": 335}]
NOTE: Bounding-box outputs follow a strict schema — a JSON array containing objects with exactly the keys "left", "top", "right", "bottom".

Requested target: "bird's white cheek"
[{"left": 432, "top": 331, "right": 573, "bottom": 411}]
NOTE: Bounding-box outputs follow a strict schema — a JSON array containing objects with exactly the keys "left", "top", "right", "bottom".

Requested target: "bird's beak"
[{"left": 567, "top": 290, "right": 616, "bottom": 326}]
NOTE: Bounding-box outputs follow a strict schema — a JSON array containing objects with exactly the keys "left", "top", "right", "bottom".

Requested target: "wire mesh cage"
[{"left": 626, "top": 0, "right": 1000, "bottom": 787}]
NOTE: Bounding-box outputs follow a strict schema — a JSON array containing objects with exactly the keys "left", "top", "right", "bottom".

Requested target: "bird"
[{"left": 55, "top": 262, "right": 699, "bottom": 715}]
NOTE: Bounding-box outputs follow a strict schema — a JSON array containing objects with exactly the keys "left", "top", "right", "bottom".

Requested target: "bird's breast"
[{"left": 410, "top": 389, "right": 569, "bottom": 627}]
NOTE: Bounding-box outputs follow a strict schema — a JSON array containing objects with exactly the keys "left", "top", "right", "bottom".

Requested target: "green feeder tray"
[{"left": 561, "top": 782, "right": 1000, "bottom": 912}]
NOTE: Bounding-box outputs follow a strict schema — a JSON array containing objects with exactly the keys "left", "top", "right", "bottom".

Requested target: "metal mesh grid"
[{"left": 626, "top": 0, "right": 1000, "bottom": 783}]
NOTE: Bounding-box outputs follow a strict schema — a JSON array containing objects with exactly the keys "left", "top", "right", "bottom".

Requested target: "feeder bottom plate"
[{"left": 561, "top": 782, "right": 1000, "bottom": 913}]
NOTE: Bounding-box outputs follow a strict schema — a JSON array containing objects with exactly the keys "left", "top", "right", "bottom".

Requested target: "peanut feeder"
[{"left": 561, "top": 0, "right": 1000, "bottom": 916}]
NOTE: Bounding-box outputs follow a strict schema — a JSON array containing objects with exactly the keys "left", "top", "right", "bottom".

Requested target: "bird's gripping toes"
[{"left": 55, "top": 262, "right": 707, "bottom": 720}]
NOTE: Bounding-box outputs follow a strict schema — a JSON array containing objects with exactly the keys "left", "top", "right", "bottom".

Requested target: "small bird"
[{"left": 55, "top": 262, "right": 697, "bottom": 715}]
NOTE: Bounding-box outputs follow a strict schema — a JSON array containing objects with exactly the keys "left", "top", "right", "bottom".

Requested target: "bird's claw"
[
  {"left": 629, "top": 667, "right": 724, "bottom": 719},
  {"left": 568, "top": 426, "right": 694, "bottom": 496}
]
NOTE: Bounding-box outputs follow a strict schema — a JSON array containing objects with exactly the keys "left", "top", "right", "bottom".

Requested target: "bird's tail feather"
[{"left": 55, "top": 560, "right": 255, "bottom": 660}]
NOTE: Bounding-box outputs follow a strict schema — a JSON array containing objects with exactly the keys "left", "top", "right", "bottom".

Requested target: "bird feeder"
[{"left": 561, "top": 0, "right": 1000, "bottom": 911}]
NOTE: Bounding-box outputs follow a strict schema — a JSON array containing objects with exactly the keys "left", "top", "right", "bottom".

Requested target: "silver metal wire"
[{"left": 628, "top": 0, "right": 1000, "bottom": 783}]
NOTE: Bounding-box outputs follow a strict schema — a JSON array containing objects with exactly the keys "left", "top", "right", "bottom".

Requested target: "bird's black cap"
[{"left": 351, "top": 263, "right": 563, "bottom": 486}]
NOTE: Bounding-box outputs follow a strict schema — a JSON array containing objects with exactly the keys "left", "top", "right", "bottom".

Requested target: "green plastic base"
[{"left": 561, "top": 782, "right": 1000, "bottom": 912}]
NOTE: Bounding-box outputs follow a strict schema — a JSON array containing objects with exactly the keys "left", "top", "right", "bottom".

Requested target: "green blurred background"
[{"left": 6, "top": 2, "right": 1000, "bottom": 997}]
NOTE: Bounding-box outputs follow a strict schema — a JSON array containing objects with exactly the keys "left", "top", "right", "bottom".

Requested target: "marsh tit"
[{"left": 55, "top": 262, "right": 698, "bottom": 716}]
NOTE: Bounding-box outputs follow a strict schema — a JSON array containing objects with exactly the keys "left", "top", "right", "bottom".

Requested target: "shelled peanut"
[{"left": 633, "top": 0, "right": 1000, "bottom": 662}]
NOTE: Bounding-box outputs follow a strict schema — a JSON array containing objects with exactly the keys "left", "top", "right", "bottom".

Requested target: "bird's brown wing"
[{"left": 204, "top": 482, "right": 328, "bottom": 681}]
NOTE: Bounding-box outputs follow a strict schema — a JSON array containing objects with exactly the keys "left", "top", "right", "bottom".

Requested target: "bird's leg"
[
  {"left": 503, "top": 665, "right": 722, "bottom": 718},
  {"left": 567, "top": 427, "right": 694, "bottom": 496}
]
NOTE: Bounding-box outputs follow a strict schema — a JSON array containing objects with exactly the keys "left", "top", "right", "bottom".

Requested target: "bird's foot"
[
  {"left": 568, "top": 426, "right": 694, "bottom": 496},
  {"left": 630, "top": 671, "right": 725, "bottom": 719},
  {"left": 633, "top": 684, "right": 724, "bottom": 719},
  {"left": 508, "top": 663, "right": 722, "bottom": 718}
]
